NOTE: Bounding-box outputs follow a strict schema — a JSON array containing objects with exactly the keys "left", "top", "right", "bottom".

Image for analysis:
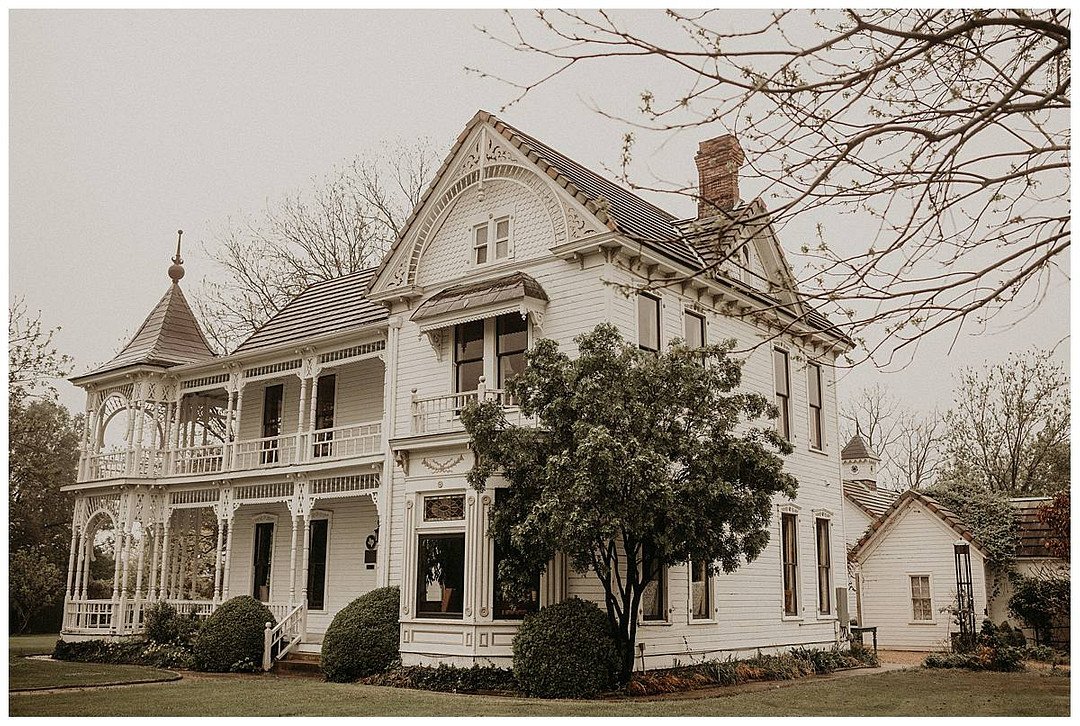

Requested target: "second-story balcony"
[
  {"left": 84, "top": 419, "right": 383, "bottom": 481},
  {"left": 410, "top": 378, "right": 531, "bottom": 436}
]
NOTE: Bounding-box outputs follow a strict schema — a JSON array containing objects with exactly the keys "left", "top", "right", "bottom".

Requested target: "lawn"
[
  {"left": 8, "top": 634, "right": 61, "bottom": 657},
  {"left": 8, "top": 634, "right": 178, "bottom": 692},
  {"left": 9, "top": 667, "right": 1069, "bottom": 716}
]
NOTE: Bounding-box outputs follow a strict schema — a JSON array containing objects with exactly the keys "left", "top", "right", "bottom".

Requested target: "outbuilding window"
[{"left": 910, "top": 575, "right": 933, "bottom": 621}]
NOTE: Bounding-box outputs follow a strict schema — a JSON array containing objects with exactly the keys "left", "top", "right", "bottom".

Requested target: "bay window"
[{"left": 416, "top": 533, "right": 466, "bottom": 619}]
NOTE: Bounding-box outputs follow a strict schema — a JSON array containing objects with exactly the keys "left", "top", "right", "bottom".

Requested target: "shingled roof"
[
  {"left": 84, "top": 282, "right": 215, "bottom": 377},
  {"left": 411, "top": 271, "right": 549, "bottom": 324},
  {"left": 850, "top": 489, "right": 989, "bottom": 560},
  {"left": 841, "top": 434, "right": 878, "bottom": 461},
  {"left": 234, "top": 268, "right": 388, "bottom": 355},
  {"left": 1012, "top": 497, "right": 1056, "bottom": 559},
  {"left": 843, "top": 481, "right": 900, "bottom": 519}
]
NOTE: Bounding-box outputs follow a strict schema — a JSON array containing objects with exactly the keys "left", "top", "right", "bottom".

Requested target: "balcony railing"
[
  {"left": 79, "top": 419, "right": 383, "bottom": 482},
  {"left": 411, "top": 385, "right": 529, "bottom": 435}
]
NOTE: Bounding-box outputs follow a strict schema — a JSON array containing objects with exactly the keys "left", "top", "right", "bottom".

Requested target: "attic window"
[
  {"left": 474, "top": 215, "right": 512, "bottom": 265},
  {"left": 738, "top": 244, "right": 752, "bottom": 284}
]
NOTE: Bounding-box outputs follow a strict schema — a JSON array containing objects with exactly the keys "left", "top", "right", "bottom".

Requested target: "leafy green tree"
[
  {"left": 10, "top": 547, "right": 64, "bottom": 634},
  {"left": 941, "top": 350, "right": 1069, "bottom": 496},
  {"left": 462, "top": 323, "right": 796, "bottom": 683},
  {"left": 9, "top": 398, "right": 81, "bottom": 568}
]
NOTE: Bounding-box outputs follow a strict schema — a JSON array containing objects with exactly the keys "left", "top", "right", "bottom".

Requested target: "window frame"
[
  {"left": 909, "top": 573, "right": 935, "bottom": 623},
  {"left": 495, "top": 313, "right": 529, "bottom": 393},
  {"left": 640, "top": 546, "right": 669, "bottom": 623},
  {"left": 453, "top": 319, "right": 486, "bottom": 393},
  {"left": 471, "top": 214, "right": 514, "bottom": 266},
  {"left": 414, "top": 531, "right": 468, "bottom": 620},
  {"left": 689, "top": 560, "right": 714, "bottom": 622},
  {"left": 814, "top": 517, "right": 832, "bottom": 616},
  {"left": 807, "top": 362, "right": 824, "bottom": 451},
  {"left": 780, "top": 511, "right": 800, "bottom": 618},
  {"left": 637, "top": 293, "right": 662, "bottom": 353},
  {"left": 683, "top": 309, "right": 707, "bottom": 364},
  {"left": 773, "top": 348, "right": 792, "bottom": 441}
]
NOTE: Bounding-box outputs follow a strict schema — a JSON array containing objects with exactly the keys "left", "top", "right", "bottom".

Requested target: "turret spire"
[{"left": 168, "top": 229, "right": 185, "bottom": 283}]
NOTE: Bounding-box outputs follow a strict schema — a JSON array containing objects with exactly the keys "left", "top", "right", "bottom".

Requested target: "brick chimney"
[{"left": 695, "top": 134, "right": 745, "bottom": 217}]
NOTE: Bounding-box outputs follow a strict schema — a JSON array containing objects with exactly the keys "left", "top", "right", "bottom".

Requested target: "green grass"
[
  {"left": 8, "top": 634, "right": 61, "bottom": 657},
  {"left": 9, "top": 668, "right": 1069, "bottom": 716},
  {"left": 9, "top": 656, "right": 177, "bottom": 692}
]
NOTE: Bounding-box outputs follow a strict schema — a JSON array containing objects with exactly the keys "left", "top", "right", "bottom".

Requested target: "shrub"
[
  {"left": 1009, "top": 572, "right": 1070, "bottom": 645},
  {"left": 980, "top": 620, "right": 1026, "bottom": 649},
  {"left": 924, "top": 645, "right": 1025, "bottom": 672},
  {"left": 192, "top": 596, "right": 275, "bottom": 673},
  {"left": 144, "top": 602, "right": 200, "bottom": 645},
  {"left": 512, "top": 597, "right": 621, "bottom": 698},
  {"left": 363, "top": 664, "right": 517, "bottom": 693},
  {"left": 53, "top": 637, "right": 193, "bottom": 670},
  {"left": 321, "top": 586, "right": 400, "bottom": 682}
]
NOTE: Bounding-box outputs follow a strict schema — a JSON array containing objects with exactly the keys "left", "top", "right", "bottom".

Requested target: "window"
[
  {"left": 423, "top": 494, "right": 465, "bottom": 522},
  {"left": 807, "top": 363, "right": 823, "bottom": 450},
  {"left": 454, "top": 319, "right": 485, "bottom": 392},
  {"left": 473, "top": 216, "right": 511, "bottom": 265},
  {"left": 261, "top": 384, "right": 284, "bottom": 464},
  {"left": 684, "top": 311, "right": 705, "bottom": 348},
  {"left": 416, "top": 533, "right": 466, "bottom": 618},
  {"left": 738, "top": 244, "right": 752, "bottom": 283},
  {"left": 815, "top": 518, "right": 831, "bottom": 615},
  {"left": 781, "top": 512, "right": 799, "bottom": 616},
  {"left": 307, "top": 518, "right": 329, "bottom": 610},
  {"left": 641, "top": 547, "right": 667, "bottom": 621},
  {"left": 492, "top": 492, "right": 541, "bottom": 620},
  {"left": 496, "top": 314, "right": 528, "bottom": 391},
  {"left": 773, "top": 349, "right": 791, "bottom": 440},
  {"left": 638, "top": 294, "right": 661, "bottom": 352},
  {"left": 691, "top": 560, "right": 712, "bottom": 620},
  {"left": 252, "top": 521, "right": 274, "bottom": 602},
  {"left": 910, "top": 575, "right": 933, "bottom": 621},
  {"left": 313, "top": 375, "right": 337, "bottom": 457}
]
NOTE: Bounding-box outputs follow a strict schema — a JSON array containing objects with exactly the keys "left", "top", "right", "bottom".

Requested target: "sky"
[{"left": 10, "top": 9, "right": 1070, "bottom": 418}]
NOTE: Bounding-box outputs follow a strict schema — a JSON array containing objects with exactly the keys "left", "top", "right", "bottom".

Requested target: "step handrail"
[{"left": 262, "top": 602, "right": 306, "bottom": 671}]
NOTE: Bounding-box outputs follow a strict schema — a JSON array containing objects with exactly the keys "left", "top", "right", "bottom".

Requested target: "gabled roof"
[
  {"left": 850, "top": 489, "right": 989, "bottom": 560},
  {"left": 843, "top": 481, "right": 900, "bottom": 519},
  {"left": 841, "top": 433, "right": 878, "bottom": 461},
  {"left": 84, "top": 282, "right": 215, "bottom": 377},
  {"left": 1012, "top": 497, "right": 1056, "bottom": 558},
  {"left": 234, "top": 268, "right": 388, "bottom": 355}
]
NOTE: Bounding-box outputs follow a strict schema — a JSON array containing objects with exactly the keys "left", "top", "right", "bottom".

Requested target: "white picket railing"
[
  {"left": 262, "top": 603, "right": 307, "bottom": 671},
  {"left": 63, "top": 599, "right": 116, "bottom": 634},
  {"left": 88, "top": 450, "right": 128, "bottom": 480},
  {"left": 233, "top": 433, "right": 300, "bottom": 470},
  {"left": 171, "top": 443, "right": 226, "bottom": 475},
  {"left": 411, "top": 383, "right": 528, "bottom": 434},
  {"left": 62, "top": 599, "right": 301, "bottom": 638},
  {"left": 310, "top": 420, "right": 382, "bottom": 461}
]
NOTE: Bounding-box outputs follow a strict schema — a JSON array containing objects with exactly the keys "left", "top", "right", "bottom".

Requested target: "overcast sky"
[{"left": 10, "top": 9, "right": 1070, "bottom": 417}]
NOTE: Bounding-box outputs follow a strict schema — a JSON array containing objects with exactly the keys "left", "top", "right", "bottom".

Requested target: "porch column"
[
  {"left": 297, "top": 377, "right": 310, "bottom": 462},
  {"left": 176, "top": 512, "right": 189, "bottom": 600},
  {"left": 79, "top": 531, "right": 92, "bottom": 599},
  {"left": 200, "top": 398, "right": 209, "bottom": 447},
  {"left": 222, "top": 513, "right": 235, "bottom": 600},
  {"left": 231, "top": 388, "right": 245, "bottom": 468},
  {"left": 223, "top": 389, "right": 236, "bottom": 469},
  {"left": 134, "top": 399, "right": 147, "bottom": 474},
  {"left": 213, "top": 514, "right": 225, "bottom": 603},
  {"left": 64, "top": 507, "right": 80, "bottom": 600},
  {"left": 124, "top": 401, "right": 136, "bottom": 475},
  {"left": 300, "top": 512, "right": 312, "bottom": 607},
  {"left": 157, "top": 514, "right": 171, "bottom": 600},
  {"left": 172, "top": 397, "right": 184, "bottom": 451},
  {"left": 147, "top": 523, "right": 160, "bottom": 600},
  {"left": 189, "top": 507, "right": 202, "bottom": 598},
  {"left": 288, "top": 511, "right": 299, "bottom": 606},
  {"left": 77, "top": 395, "right": 93, "bottom": 480},
  {"left": 134, "top": 525, "right": 147, "bottom": 605},
  {"left": 111, "top": 524, "right": 124, "bottom": 601}
]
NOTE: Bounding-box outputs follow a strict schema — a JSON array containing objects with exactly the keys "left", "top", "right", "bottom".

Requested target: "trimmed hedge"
[
  {"left": 362, "top": 663, "right": 517, "bottom": 694},
  {"left": 143, "top": 602, "right": 200, "bottom": 645},
  {"left": 321, "top": 586, "right": 400, "bottom": 682},
  {"left": 512, "top": 597, "right": 621, "bottom": 698},
  {"left": 192, "top": 596, "right": 275, "bottom": 673},
  {"left": 53, "top": 637, "right": 194, "bottom": 669}
]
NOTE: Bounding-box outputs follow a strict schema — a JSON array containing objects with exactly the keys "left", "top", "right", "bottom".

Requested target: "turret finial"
[{"left": 168, "top": 229, "right": 185, "bottom": 283}]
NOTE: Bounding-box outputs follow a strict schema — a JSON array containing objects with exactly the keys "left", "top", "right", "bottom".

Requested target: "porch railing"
[
  {"left": 61, "top": 598, "right": 299, "bottom": 638},
  {"left": 262, "top": 603, "right": 307, "bottom": 671},
  {"left": 88, "top": 450, "right": 128, "bottom": 480},
  {"left": 233, "top": 433, "right": 300, "bottom": 470},
  {"left": 310, "top": 420, "right": 382, "bottom": 461},
  {"left": 411, "top": 384, "right": 529, "bottom": 434},
  {"left": 171, "top": 443, "right": 226, "bottom": 476},
  {"left": 63, "top": 599, "right": 116, "bottom": 634}
]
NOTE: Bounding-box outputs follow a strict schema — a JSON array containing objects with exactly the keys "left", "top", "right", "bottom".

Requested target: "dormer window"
[{"left": 473, "top": 215, "right": 512, "bottom": 265}]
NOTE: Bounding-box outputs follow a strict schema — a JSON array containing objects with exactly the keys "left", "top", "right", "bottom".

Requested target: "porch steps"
[{"left": 273, "top": 650, "right": 322, "bottom": 677}]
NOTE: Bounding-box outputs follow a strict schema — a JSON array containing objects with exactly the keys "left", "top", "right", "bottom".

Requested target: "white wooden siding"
[{"left": 856, "top": 502, "right": 989, "bottom": 650}]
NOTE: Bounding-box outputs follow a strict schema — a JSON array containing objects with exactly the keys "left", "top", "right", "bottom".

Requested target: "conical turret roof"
[{"left": 79, "top": 234, "right": 216, "bottom": 378}]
